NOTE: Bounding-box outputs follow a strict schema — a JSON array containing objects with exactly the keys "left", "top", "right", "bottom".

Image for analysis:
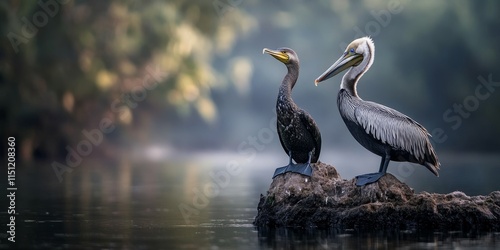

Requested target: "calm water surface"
[{"left": 2, "top": 150, "right": 499, "bottom": 249}]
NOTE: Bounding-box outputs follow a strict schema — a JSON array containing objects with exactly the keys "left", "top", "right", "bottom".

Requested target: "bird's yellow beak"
[
  {"left": 314, "top": 51, "right": 363, "bottom": 86},
  {"left": 263, "top": 48, "right": 289, "bottom": 64}
]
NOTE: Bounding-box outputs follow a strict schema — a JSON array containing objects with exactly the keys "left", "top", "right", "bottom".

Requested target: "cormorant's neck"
[
  {"left": 340, "top": 46, "right": 374, "bottom": 99},
  {"left": 278, "top": 62, "right": 299, "bottom": 102}
]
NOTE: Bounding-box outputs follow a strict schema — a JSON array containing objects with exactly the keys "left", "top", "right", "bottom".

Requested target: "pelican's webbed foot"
[{"left": 355, "top": 172, "right": 385, "bottom": 186}]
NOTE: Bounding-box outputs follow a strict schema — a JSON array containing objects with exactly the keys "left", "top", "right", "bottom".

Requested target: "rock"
[{"left": 253, "top": 162, "right": 500, "bottom": 230}]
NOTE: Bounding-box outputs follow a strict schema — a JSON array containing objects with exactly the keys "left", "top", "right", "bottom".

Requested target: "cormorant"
[
  {"left": 314, "top": 37, "right": 439, "bottom": 186},
  {"left": 263, "top": 47, "right": 322, "bottom": 178}
]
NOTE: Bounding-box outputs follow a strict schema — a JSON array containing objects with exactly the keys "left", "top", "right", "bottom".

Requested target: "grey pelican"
[
  {"left": 314, "top": 37, "right": 439, "bottom": 186},
  {"left": 263, "top": 47, "right": 322, "bottom": 178}
]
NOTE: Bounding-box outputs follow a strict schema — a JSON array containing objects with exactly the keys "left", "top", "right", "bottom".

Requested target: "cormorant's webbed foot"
[
  {"left": 272, "top": 165, "right": 290, "bottom": 178},
  {"left": 290, "top": 151, "right": 313, "bottom": 177},
  {"left": 272, "top": 163, "right": 313, "bottom": 178},
  {"left": 355, "top": 172, "right": 385, "bottom": 186},
  {"left": 273, "top": 151, "right": 314, "bottom": 178},
  {"left": 288, "top": 163, "right": 312, "bottom": 177},
  {"left": 272, "top": 151, "right": 294, "bottom": 178}
]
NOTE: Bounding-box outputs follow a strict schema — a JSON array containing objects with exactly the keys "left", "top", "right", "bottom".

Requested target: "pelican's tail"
[{"left": 424, "top": 161, "right": 440, "bottom": 177}]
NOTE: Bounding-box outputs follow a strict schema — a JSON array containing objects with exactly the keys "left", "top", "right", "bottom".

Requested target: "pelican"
[
  {"left": 314, "top": 37, "right": 439, "bottom": 186},
  {"left": 263, "top": 47, "right": 322, "bottom": 178}
]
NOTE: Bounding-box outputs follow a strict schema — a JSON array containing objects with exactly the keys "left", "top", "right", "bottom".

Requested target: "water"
[{"left": 2, "top": 150, "right": 499, "bottom": 249}]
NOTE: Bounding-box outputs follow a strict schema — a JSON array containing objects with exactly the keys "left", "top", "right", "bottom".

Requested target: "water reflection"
[
  {"left": 7, "top": 151, "right": 500, "bottom": 249},
  {"left": 257, "top": 227, "right": 500, "bottom": 249}
]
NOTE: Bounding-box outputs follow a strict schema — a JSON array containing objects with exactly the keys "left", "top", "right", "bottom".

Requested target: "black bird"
[
  {"left": 315, "top": 37, "right": 440, "bottom": 186},
  {"left": 263, "top": 47, "right": 322, "bottom": 178}
]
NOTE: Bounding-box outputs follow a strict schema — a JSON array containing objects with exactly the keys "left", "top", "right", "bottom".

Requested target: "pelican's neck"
[
  {"left": 340, "top": 42, "right": 374, "bottom": 98},
  {"left": 278, "top": 62, "right": 299, "bottom": 103}
]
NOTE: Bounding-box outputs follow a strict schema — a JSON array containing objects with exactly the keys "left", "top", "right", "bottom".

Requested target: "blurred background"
[{"left": 1, "top": 0, "right": 500, "bottom": 248}]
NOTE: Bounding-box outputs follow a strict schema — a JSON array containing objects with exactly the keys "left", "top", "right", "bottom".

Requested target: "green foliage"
[{"left": 0, "top": 0, "right": 255, "bottom": 159}]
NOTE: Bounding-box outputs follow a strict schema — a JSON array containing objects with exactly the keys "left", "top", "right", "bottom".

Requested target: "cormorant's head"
[
  {"left": 263, "top": 47, "right": 299, "bottom": 66},
  {"left": 315, "top": 37, "right": 374, "bottom": 85}
]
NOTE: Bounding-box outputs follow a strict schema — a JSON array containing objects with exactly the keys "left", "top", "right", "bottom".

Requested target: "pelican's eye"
[{"left": 349, "top": 48, "right": 355, "bottom": 54}]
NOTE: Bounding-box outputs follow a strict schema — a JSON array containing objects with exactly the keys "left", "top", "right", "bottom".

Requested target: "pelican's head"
[
  {"left": 315, "top": 37, "right": 374, "bottom": 85},
  {"left": 263, "top": 47, "right": 299, "bottom": 66}
]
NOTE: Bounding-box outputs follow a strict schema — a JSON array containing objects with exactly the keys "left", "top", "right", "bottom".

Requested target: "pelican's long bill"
[
  {"left": 263, "top": 48, "right": 289, "bottom": 64},
  {"left": 314, "top": 51, "right": 363, "bottom": 86}
]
